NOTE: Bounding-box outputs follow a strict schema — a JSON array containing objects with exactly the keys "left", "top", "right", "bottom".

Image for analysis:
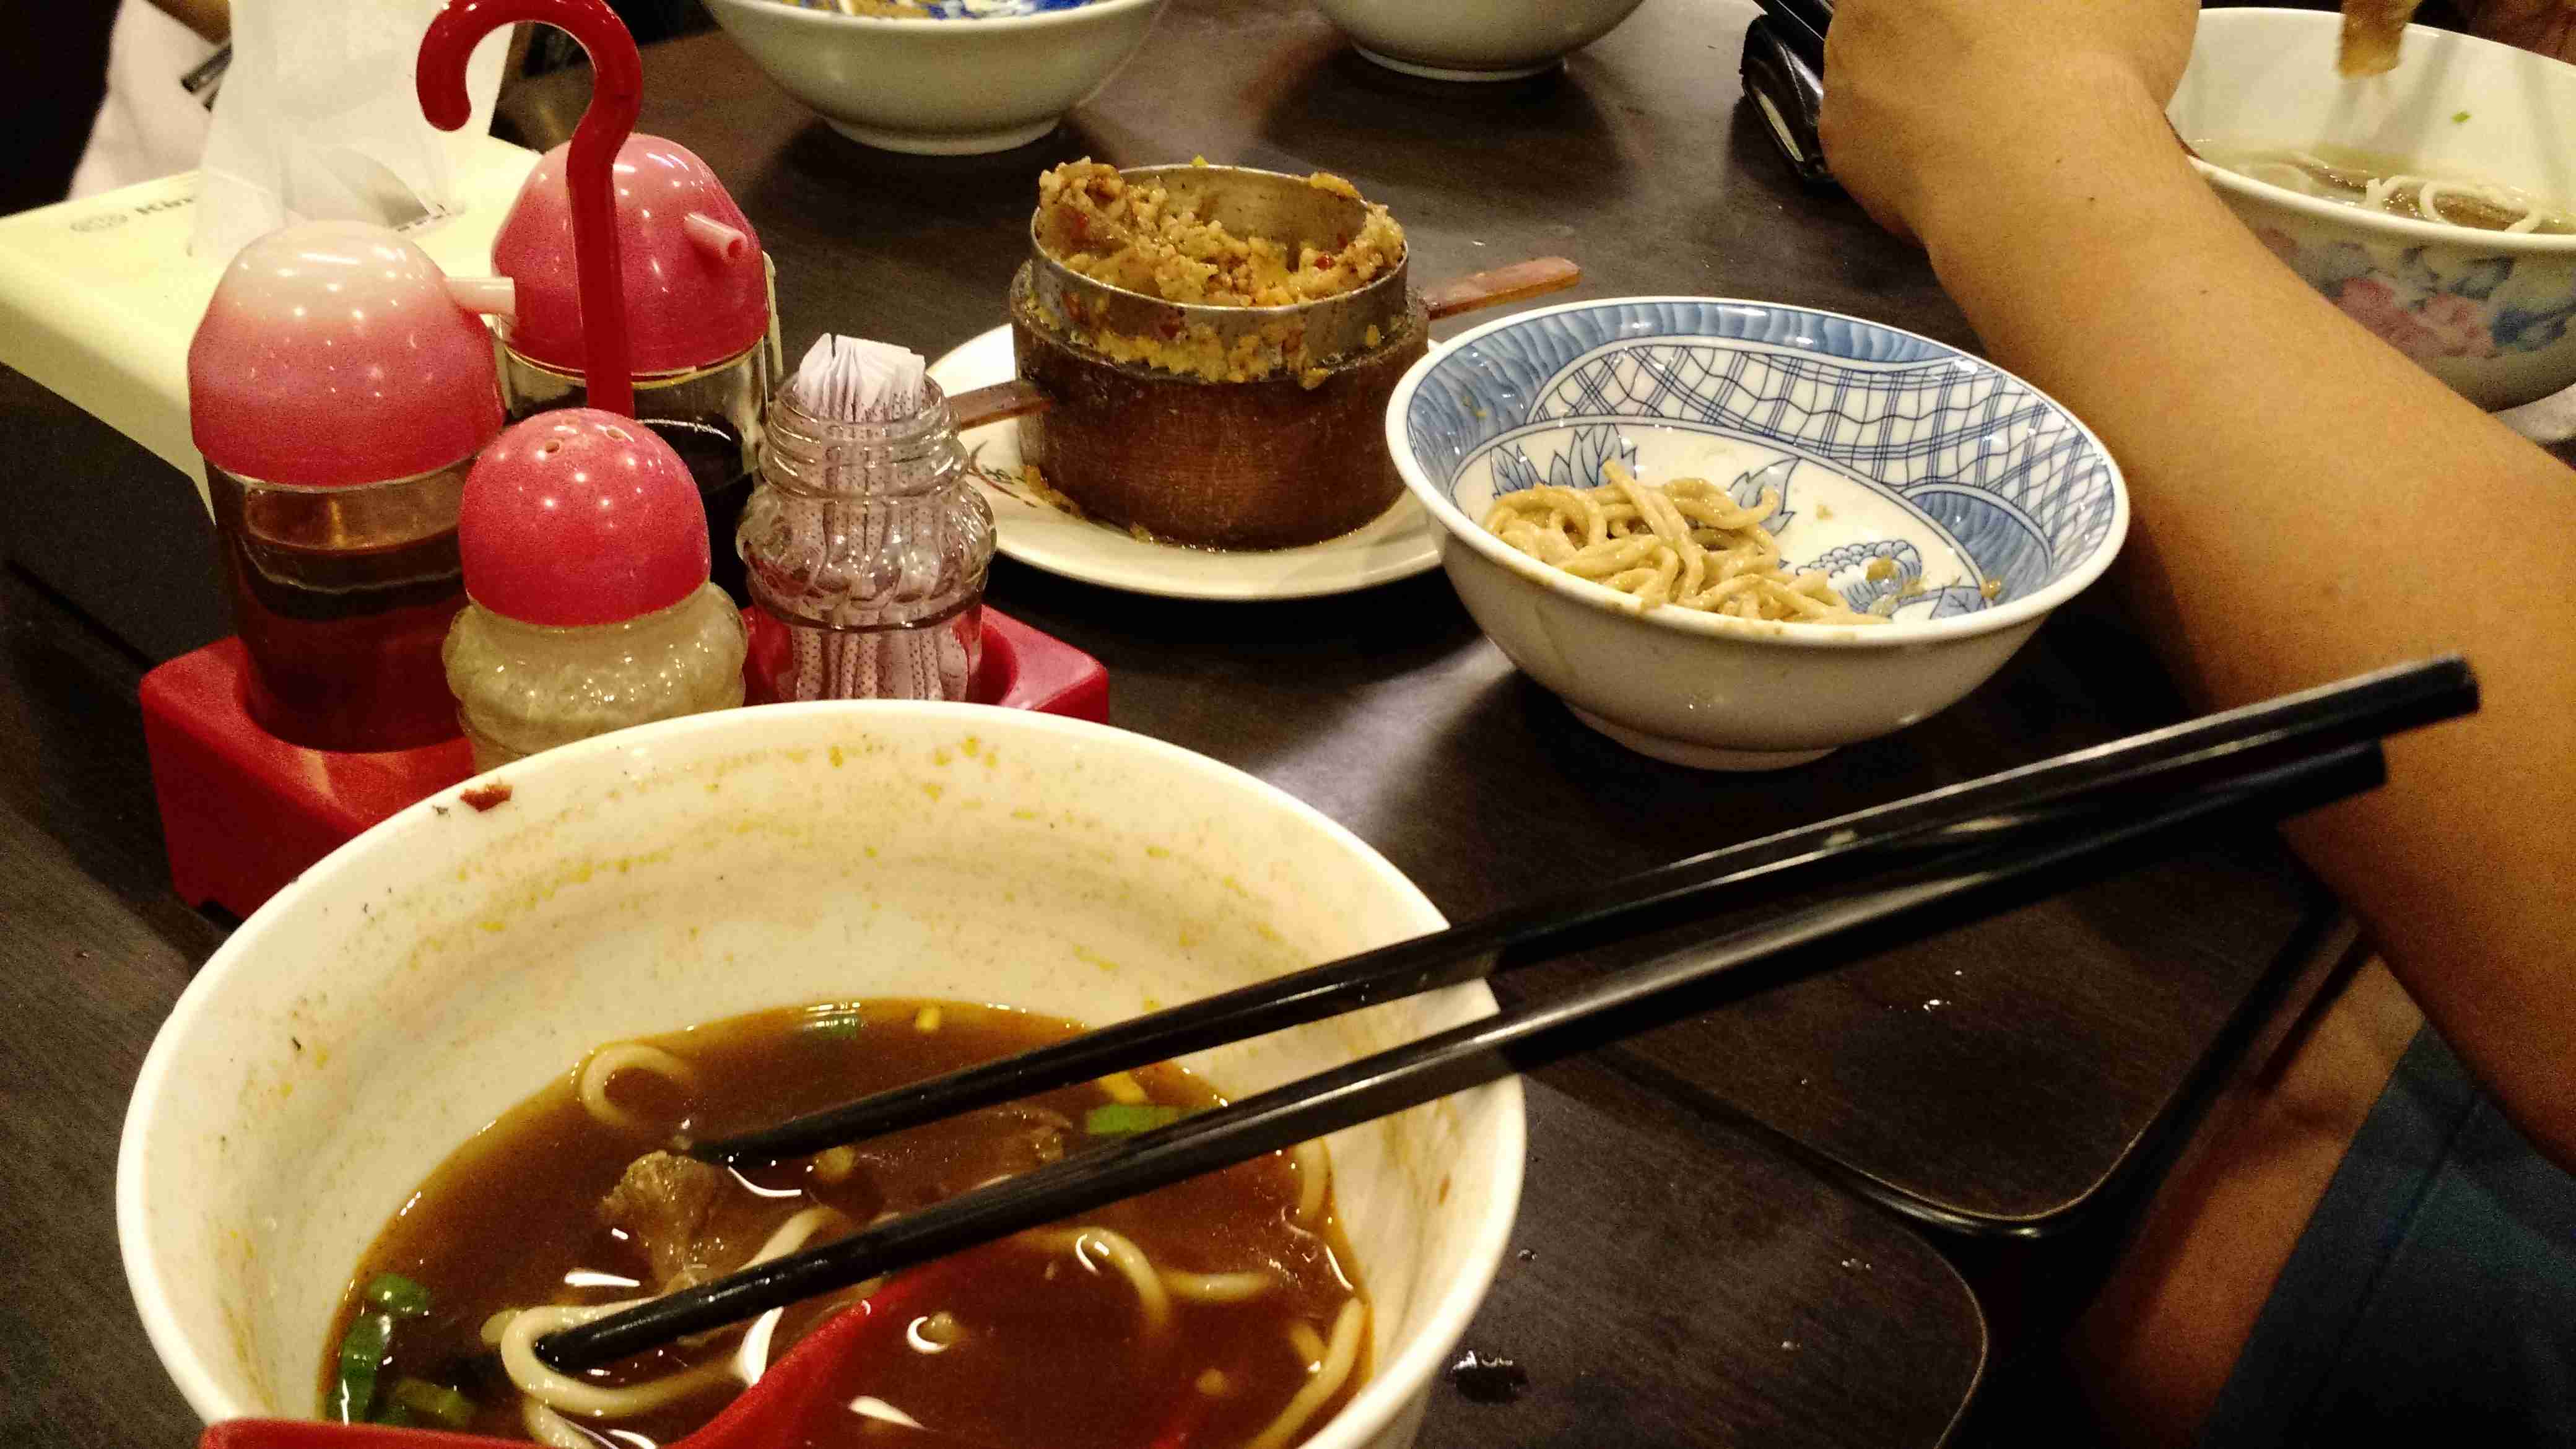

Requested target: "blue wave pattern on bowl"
[
  {"left": 1404, "top": 300, "right": 2120, "bottom": 613},
  {"left": 775, "top": 0, "right": 1099, "bottom": 14}
]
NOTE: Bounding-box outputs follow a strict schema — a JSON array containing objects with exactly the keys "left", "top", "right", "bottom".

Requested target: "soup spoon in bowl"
[{"left": 191, "top": 1256, "right": 984, "bottom": 1449}]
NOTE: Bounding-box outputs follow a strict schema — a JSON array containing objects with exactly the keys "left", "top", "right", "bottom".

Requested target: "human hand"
[{"left": 1817, "top": 0, "right": 2197, "bottom": 244}]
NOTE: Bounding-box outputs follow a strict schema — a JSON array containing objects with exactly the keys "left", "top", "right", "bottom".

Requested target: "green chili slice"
[
  {"left": 1084, "top": 1103, "right": 1184, "bottom": 1137},
  {"left": 330, "top": 1311, "right": 394, "bottom": 1423},
  {"left": 362, "top": 1273, "right": 432, "bottom": 1318}
]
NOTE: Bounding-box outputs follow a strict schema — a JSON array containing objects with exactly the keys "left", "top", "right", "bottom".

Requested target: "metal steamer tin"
[{"left": 1008, "top": 164, "right": 1430, "bottom": 551}]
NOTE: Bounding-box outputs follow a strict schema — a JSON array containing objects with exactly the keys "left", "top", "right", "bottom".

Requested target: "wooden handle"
[
  {"left": 949, "top": 378, "right": 1053, "bottom": 432},
  {"left": 1422, "top": 257, "right": 1582, "bottom": 322}
]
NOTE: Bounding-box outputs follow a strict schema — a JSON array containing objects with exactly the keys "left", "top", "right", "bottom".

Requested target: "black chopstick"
[
  {"left": 541, "top": 732, "right": 2392, "bottom": 1371},
  {"left": 687, "top": 658, "right": 2473, "bottom": 1170}
]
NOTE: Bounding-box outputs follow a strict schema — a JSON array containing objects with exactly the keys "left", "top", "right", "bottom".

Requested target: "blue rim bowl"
[{"left": 1387, "top": 296, "right": 2130, "bottom": 648}]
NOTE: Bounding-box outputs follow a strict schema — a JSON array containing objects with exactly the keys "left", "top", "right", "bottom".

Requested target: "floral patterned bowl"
[
  {"left": 2174, "top": 7, "right": 2576, "bottom": 410},
  {"left": 1386, "top": 298, "right": 2128, "bottom": 770}
]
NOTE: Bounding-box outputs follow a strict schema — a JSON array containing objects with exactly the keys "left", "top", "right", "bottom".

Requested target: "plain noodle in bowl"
[
  {"left": 2195, "top": 142, "right": 2576, "bottom": 235},
  {"left": 1389, "top": 295, "right": 2128, "bottom": 768},
  {"left": 1484, "top": 462, "right": 1894, "bottom": 624}
]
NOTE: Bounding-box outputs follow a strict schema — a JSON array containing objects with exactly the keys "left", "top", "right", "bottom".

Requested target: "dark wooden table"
[
  {"left": 0, "top": 2, "right": 2349, "bottom": 1445},
  {"left": 542, "top": 0, "right": 2330, "bottom": 1232},
  {"left": 0, "top": 572, "right": 1985, "bottom": 1449}
]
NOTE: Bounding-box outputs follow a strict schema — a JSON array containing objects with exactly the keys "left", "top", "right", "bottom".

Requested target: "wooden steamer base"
[{"left": 1007, "top": 267, "right": 1429, "bottom": 551}]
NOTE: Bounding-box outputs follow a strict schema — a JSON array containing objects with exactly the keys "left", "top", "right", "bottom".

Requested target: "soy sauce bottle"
[
  {"left": 487, "top": 134, "right": 778, "bottom": 602},
  {"left": 188, "top": 220, "right": 510, "bottom": 752}
]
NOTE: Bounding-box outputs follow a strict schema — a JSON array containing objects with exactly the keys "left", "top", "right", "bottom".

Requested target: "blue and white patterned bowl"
[{"left": 1386, "top": 297, "right": 2129, "bottom": 769}]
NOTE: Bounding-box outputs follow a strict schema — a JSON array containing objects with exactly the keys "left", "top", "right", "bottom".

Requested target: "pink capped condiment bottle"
[
  {"left": 188, "top": 220, "right": 510, "bottom": 752},
  {"left": 488, "top": 134, "right": 778, "bottom": 602},
  {"left": 442, "top": 409, "right": 748, "bottom": 771}
]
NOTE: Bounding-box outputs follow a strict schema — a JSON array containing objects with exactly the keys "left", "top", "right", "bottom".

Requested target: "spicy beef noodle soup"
[{"left": 320, "top": 1001, "right": 1368, "bottom": 1449}]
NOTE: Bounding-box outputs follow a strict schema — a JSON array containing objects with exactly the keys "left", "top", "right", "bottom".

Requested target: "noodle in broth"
[
  {"left": 321, "top": 1001, "right": 1368, "bottom": 1449},
  {"left": 2198, "top": 142, "right": 2576, "bottom": 235}
]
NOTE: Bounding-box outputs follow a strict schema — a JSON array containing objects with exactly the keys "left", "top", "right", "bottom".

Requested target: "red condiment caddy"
[
  {"left": 141, "top": 0, "right": 1108, "bottom": 919},
  {"left": 144, "top": 611, "right": 1107, "bottom": 918}
]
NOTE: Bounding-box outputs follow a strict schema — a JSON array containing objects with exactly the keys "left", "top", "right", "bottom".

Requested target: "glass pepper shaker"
[
  {"left": 738, "top": 337, "right": 996, "bottom": 703},
  {"left": 488, "top": 134, "right": 778, "bottom": 603}
]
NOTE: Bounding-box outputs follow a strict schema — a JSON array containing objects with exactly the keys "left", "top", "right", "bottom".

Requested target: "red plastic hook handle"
[{"left": 418, "top": 0, "right": 642, "bottom": 417}]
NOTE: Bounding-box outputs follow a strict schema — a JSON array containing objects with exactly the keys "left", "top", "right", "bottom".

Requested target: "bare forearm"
[{"left": 1917, "top": 72, "right": 2576, "bottom": 1163}]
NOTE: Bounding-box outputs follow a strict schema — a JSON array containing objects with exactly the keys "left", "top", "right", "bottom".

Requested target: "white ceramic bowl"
[
  {"left": 1388, "top": 298, "right": 2129, "bottom": 770},
  {"left": 119, "top": 703, "right": 1523, "bottom": 1449},
  {"left": 2174, "top": 7, "right": 2576, "bottom": 409},
  {"left": 702, "top": 0, "right": 1170, "bottom": 154},
  {"left": 1310, "top": 0, "right": 1647, "bottom": 81}
]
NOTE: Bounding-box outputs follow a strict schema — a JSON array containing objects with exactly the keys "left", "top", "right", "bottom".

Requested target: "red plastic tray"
[{"left": 142, "top": 609, "right": 1108, "bottom": 918}]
